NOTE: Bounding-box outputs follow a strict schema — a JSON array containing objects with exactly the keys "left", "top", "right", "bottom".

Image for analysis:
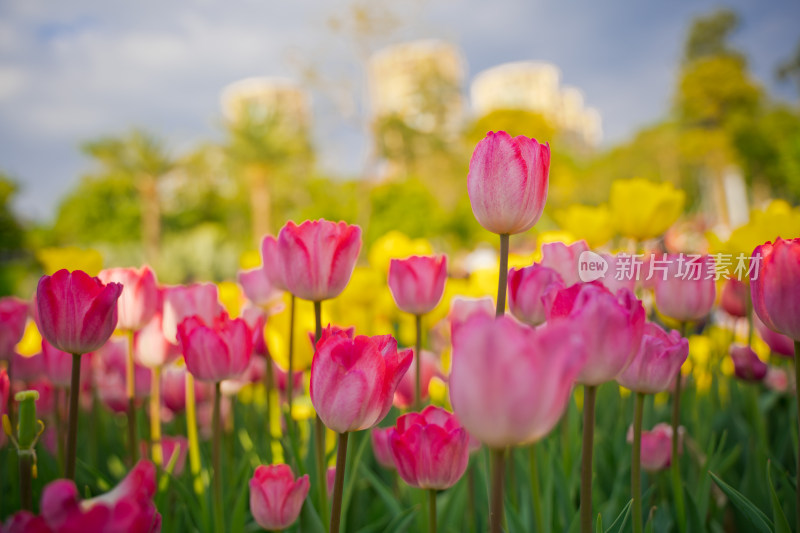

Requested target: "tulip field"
[{"left": 1, "top": 130, "right": 800, "bottom": 533}]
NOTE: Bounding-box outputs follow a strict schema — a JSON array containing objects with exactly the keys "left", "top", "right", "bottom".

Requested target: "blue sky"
[{"left": 1, "top": 0, "right": 798, "bottom": 221}]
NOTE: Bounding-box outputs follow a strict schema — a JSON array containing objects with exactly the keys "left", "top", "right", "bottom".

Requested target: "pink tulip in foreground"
[
  {"left": 652, "top": 254, "right": 716, "bottom": 322},
  {"left": 751, "top": 237, "right": 800, "bottom": 341},
  {"left": 617, "top": 322, "right": 688, "bottom": 394},
  {"left": 389, "top": 406, "right": 469, "bottom": 490},
  {"left": 540, "top": 241, "right": 589, "bottom": 287},
  {"left": 729, "top": 344, "right": 768, "bottom": 382},
  {"left": 508, "top": 263, "right": 565, "bottom": 326},
  {"left": 626, "top": 423, "right": 679, "bottom": 472},
  {"left": 0, "top": 296, "right": 28, "bottom": 361},
  {"left": 388, "top": 255, "right": 448, "bottom": 315},
  {"left": 467, "top": 131, "right": 550, "bottom": 235},
  {"left": 546, "top": 282, "right": 645, "bottom": 386},
  {"left": 278, "top": 219, "right": 362, "bottom": 302},
  {"left": 98, "top": 266, "right": 159, "bottom": 332},
  {"left": 249, "top": 464, "right": 310, "bottom": 531},
  {"left": 371, "top": 427, "right": 396, "bottom": 469},
  {"left": 450, "top": 314, "right": 586, "bottom": 448},
  {"left": 311, "top": 333, "right": 412, "bottom": 433},
  {"left": 36, "top": 269, "right": 122, "bottom": 355},
  {"left": 161, "top": 283, "right": 223, "bottom": 344},
  {"left": 178, "top": 313, "right": 253, "bottom": 382}
]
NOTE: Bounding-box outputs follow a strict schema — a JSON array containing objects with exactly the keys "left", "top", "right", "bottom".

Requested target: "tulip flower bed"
[{"left": 1, "top": 131, "right": 799, "bottom": 533}]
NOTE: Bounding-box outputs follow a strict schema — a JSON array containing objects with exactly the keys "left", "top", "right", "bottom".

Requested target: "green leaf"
[
  {"left": 605, "top": 499, "right": 633, "bottom": 533},
  {"left": 708, "top": 471, "right": 772, "bottom": 533},
  {"left": 596, "top": 513, "right": 603, "bottom": 532},
  {"left": 358, "top": 463, "right": 403, "bottom": 515},
  {"left": 767, "top": 461, "right": 792, "bottom": 533},
  {"left": 385, "top": 507, "right": 418, "bottom": 533}
]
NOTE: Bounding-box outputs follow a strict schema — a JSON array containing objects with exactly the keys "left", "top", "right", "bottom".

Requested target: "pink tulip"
[
  {"left": 0, "top": 296, "right": 28, "bottom": 361},
  {"left": 754, "top": 314, "right": 794, "bottom": 357},
  {"left": 161, "top": 283, "right": 223, "bottom": 344},
  {"left": 249, "top": 464, "right": 310, "bottom": 531},
  {"left": 450, "top": 315, "right": 586, "bottom": 448},
  {"left": 467, "top": 131, "right": 550, "bottom": 235},
  {"left": 540, "top": 241, "right": 589, "bottom": 287},
  {"left": 98, "top": 266, "right": 159, "bottom": 331},
  {"left": 277, "top": 219, "right": 362, "bottom": 302},
  {"left": 36, "top": 269, "right": 122, "bottom": 355},
  {"left": 389, "top": 406, "right": 469, "bottom": 490},
  {"left": 729, "top": 344, "right": 768, "bottom": 382},
  {"left": 326, "top": 467, "right": 337, "bottom": 499},
  {"left": 311, "top": 324, "right": 356, "bottom": 350},
  {"left": 751, "top": 238, "right": 800, "bottom": 341},
  {"left": 507, "top": 264, "right": 565, "bottom": 326},
  {"left": 720, "top": 279, "right": 748, "bottom": 318},
  {"left": 2, "top": 510, "right": 50, "bottom": 532},
  {"left": 11, "top": 352, "right": 44, "bottom": 383},
  {"left": 388, "top": 255, "right": 448, "bottom": 315},
  {"left": 310, "top": 333, "right": 412, "bottom": 433},
  {"left": 272, "top": 361, "right": 304, "bottom": 399},
  {"left": 135, "top": 312, "right": 180, "bottom": 369},
  {"left": 242, "top": 305, "right": 269, "bottom": 357},
  {"left": 546, "top": 282, "right": 645, "bottom": 386},
  {"left": 178, "top": 313, "right": 252, "bottom": 382},
  {"left": 617, "top": 322, "right": 688, "bottom": 394},
  {"left": 652, "top": 255, "right": 716, "bottom": 322},
  {"left": 160, "top": 364, "right": 211, "bottom": 414},
  {"left": 626, "top": 423, "right": 679, "bottom": 472},
  {"left": 41, "top": 340, "right": 91, "bottom": 388},
  {"left": 598, "top": 252, "right": 639, "bottom": 295},
  {"left": 448, "top": 297, "right": 494, "bottom": 343},
  {"left": 371, "top": 427, "right": 396, "bottom": 469},
  {"left": 39, "top": 460, "right": 160, "bottom": 532},
  {"left": 94, "top": 338, "right": 151, "bottom": 413},
  {"left": 238, "top": 267, "right": 282, "bottom": 308},
  {"left": 765, "top": 367, "right": 792, "bottom": 393},
  {"left": 261, "top": 235, "right": 289, "bottom": 292},
  {"left": 393, "top": 350, "right": 442, "bottom": 409}
]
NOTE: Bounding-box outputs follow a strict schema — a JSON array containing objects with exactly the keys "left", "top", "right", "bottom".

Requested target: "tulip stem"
[
  {"left": 150, "top": 366, "right": 163, "bottom": 466},
  {"left": 314, "top": 300, "right": 329, "bottom": 532},
  {"left": 53, "top": 386, "right": 65, "bottom": 469},
  {"left": 580, "top": 384, "right": 596, "bottom": 533},
  {"left": 490, "top": 447, "right": 506, "bottom": 533},
  {"left": 330, "top": 432, "right": 349, "bottom": 533},
  {"left": 632, "top": 392, "right": 644, "bottom": 533},
  {"left": 414, "top": 313, "right": 423, "bottom": 410},
  {"left": 794, "top": 342, "right": 800, "bottom": 533},
  {"left": 428, "top": 489, "right": 437, "bottom": 533},
  {"left": 212, "top": 381, "right": 224, "bottom": 533},
  {"left": 529, "top": 444, "right": 544, "bottom": 532},
  {"left": 185, "top": 372, "right": 203, "bottom": 496},
  {"left": 19, "top": 452, "right": 32, "bottom": 511},
  {"left": 65, "top": 353, "right": 81, "bottom": 480},
  {"left": 286, "top": 294, "right": 296, "bottom": 438},
  {"left": 264, "top": 351, "right": 274, "bottom": 465},
  {"left": 671, "top": 371, "right": 685, "bottom": 532},
  {"left": 126, "top": 330, "right": 139, "bottom": 466},
  {"left": 496, "top": 234, "right": 510, "bottom": 317}
]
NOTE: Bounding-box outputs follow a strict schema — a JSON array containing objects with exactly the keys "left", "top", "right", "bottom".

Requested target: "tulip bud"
[
  {"left": 0, "top": 297, "right": 28, "bottom": 362},
  {"left": 388, "top": 255, "right": 448, "bottom": 315},
  {"left": 249, "top": 464, "right": 309, "bottom": 531},
  {"left": 97, "top": 266, "right": 159, "bottom": 332},
  {"left": 751, "top": 237, "right": 800, "bottom": 341},
  {"left": 616, "top": 322, "right": 688, "bottom": 394},
  {"left": 729, "top": 344, "right": 768, "bottom": 382},
  {"left": 508, "top": 264, "right": 565, "bottom": 326}
]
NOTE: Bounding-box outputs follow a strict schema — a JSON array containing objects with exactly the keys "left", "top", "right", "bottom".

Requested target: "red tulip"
[
  {"left": 371, "top": 427, "right": 396, "bottom": 469},
  {"left": 467, "top": 131, "right": 550, "bottom": 235},
  {"left": 751, "top": 237, "right": 800, "bottom": 341},
  {"left": 98, "top": 266, "right": 159, "bottom": 332},
  {"left": 540, "top": 241, "right": 588, "bottom": 287},
  {"left": 93, "top": 338, "right": 151, "bottom": 413},
  {"left": 546, "top": 282, "right": 645, "bottom": 386},
  {"left": 388, "top": 255, "right": 448, "bottom": 315},
  {"left": 626, "top": 423, "right": 679, "bottom": 472},
  {"left": 249, "top": 464, "right": 310, "bottom": 531},
  {"left": 36, "top": 269, "right": 122, "bottom": 355},
  {"left": 389, "top": 406, "right": 469, "bottom": 490},
  {"left": 238, "top": 267, "right": 282, "bottom": 308},
  {"left": 161, "top": 283, "right": 223, "bottom": 344},
  {"left": 310, "top": 333, "right": 412, "bottom": 433},
  {"left": 616, "top": 322, "right": 688, "bottom": 394},
  {"left": 450, "top": 315, "right": 586, "bottom": 448},
  {"left": 729, "top": 344, "right": 768, "bottom": 382},
  {"left": 277, "top": 219, "right": 362, "bottom": 302},
  {"left": 261, "top": 235, "right": 289, "bottom": 292},
  {"left": 652, "top": 255, "right": 716, "bottom": 322},
  {"left": 39, "top": 460, "right": 160, "bottom": 532},
  {"left": 393, "top": 350, "right": 442, "bottom": 409},
  {"left": 0, "top": 296, "right": 28, "bottom": 361},
  {"left": 720, "top": 279, "right": 748, "bottom": 318},
  {"left": 135, "top": 312, "right": 180, "bottom": 369},
  {"left": 508, "top": 264, "right": 565, "bottom": 326},
  {"left": 178, "top": 313, "right": 252, "bottom": 382}
]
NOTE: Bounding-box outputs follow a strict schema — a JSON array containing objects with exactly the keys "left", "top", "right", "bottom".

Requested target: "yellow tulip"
[
  {"left": 36, "top": 246, "right": 103, "bottom": 276},
  {"left": 707, "top": 200, "right": 800, "bottom": 258},
  {"left": 367, "top": 231, "right": 433, "bottom": 273},
  {"left": 15, "top": 320, "right": 42, "bottom": 357},
  {"left": 554, "top": 204, "right": 614, "bottom": 248},
  {"left": 218, "top": 281, "right": 244, "bottom": 318},
  {"left": 609, "top": 178, "right": 685, "bottom": 241}
]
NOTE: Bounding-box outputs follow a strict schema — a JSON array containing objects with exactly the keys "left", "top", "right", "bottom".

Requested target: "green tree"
[{"left": 0, "top": 173, "right": 30, "bottom": 295}]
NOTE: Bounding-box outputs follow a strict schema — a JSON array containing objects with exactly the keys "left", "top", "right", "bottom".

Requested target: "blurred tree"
[
  {"left": 683, "top": 9, "right": 741, "bottom": 63},
  {"left": 0, "top": 173, "right": 30, "bottom": 295},
  {"left": 777, "top": 39, "right": 800, "bottom": 97}
]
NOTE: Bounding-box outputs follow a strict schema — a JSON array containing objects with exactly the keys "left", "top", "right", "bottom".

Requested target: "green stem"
[
  {"left": 794, "top": 342, "right": 800, "bottom": 533},
  {"left": 415, "top": 313, "right": 423, "bottom": 410},
  {"left": 150, "top": 366, "right": 162, "bottom": 467},
  {"left": 632, "top": 392, "right": 645, "bottom": 533},
  {"left": 19, "top": 453, "right": 32, "bottom": 511},
  {"left": 126, "top": 330, "right": 138, "bottom": 466},
  {"left": 330, "top": 432, "right": 349, "bottom": 533},
  {"left": 286, "top": 294, "right": 296, "bottom": 438},
  {"left": 185, "top": 372, "right": 203, "bottom": 496},
  {"left": 496, "top": 234, "right": 510, "bottom": 317},
  {"left": 212, "top": 382, "right": 223, "bottom": 533},
  {"left": 428, "top": 489, "right": 437, "bottom": 533},
  {"left": 65, "top": 353, "right": 81, "bottom": 480},
  {"left": 314, "top": 300, "right": 329, "bottom": 532},
  {"left": 490, "top": 448, "right": 506, "bottom": 533},
  {"left": 53, "top": 386, "right": 65, "bottom": 470},
  {"left": 671, "top": 372, "right": 685, "bottom": 532},
  {"left": 580, "top": 384, "right": 596, "bottom": 533},
  {"left": 529, "top": 444, "right": 544, "bottom": 532},
  {"left": 264, "top": 350, "right": 274, "bottom": 465}
]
